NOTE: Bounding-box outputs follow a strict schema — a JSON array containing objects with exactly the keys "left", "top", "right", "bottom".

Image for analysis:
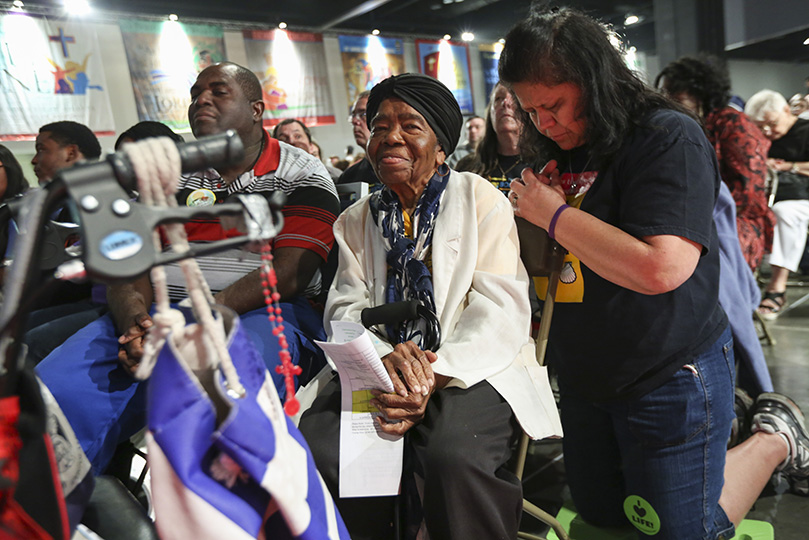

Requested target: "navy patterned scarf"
[{"left": 370, "top": 168, "right": 449, "bottom": 346}]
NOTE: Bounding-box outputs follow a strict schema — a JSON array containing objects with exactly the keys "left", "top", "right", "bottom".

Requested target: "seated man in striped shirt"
[{"left": 36, "top": 62, "right": 340, "bottom": 474}]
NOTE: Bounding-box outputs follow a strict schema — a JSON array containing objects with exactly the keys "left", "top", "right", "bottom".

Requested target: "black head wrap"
[{"left": 366, "top": 73, "right": 463, "bottom": 155}]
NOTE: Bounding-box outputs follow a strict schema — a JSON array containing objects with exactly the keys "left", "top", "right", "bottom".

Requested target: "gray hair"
[{"left": 745, "top": 90, "right": 787, "bottom": 121}]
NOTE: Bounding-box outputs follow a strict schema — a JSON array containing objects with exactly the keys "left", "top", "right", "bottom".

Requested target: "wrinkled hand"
[
  {"left": 117, "top": 313, "right": 153, "bottom": 375},
  {"left": 370, "top": 341, "right": 438, "bottom": 436},
  {"left": 508, "top": 159, "right": 565, "bottom": 226}
]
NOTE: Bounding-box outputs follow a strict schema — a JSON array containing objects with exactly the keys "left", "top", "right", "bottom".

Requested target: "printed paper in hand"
[{"left": 315, "top": 321, "right": 403, "bottom": 498}]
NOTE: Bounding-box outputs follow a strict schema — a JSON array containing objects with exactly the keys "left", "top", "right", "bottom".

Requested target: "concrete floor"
[
  {"left": 745, "top": 282, "right": 809, "bottom": 538},
  {"left": 520, "top": 280, "right": 809, "bottom": 539}
]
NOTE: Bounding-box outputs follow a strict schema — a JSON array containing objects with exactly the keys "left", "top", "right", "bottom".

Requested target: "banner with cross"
[{"left": 0, "top": 12, "right": 115, "bottom": 141}]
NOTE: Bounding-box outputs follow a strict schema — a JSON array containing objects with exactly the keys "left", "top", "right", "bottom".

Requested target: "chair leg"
[
  {"left": 515, "top": 432, "right": 530, "bottom": 480},
  {"left": 754, "top": 310, "right": 776, "bottom": 346},
  {"left": 521, "top": 498, "right": 571, "bottom": 540},
  {"left": 516, "top": 431, "right": 570, "bottom": 540}
]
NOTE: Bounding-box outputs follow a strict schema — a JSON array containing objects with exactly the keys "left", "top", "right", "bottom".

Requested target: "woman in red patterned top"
[{"left": 656, "top": 55, "right": 775, "bottom": 270}]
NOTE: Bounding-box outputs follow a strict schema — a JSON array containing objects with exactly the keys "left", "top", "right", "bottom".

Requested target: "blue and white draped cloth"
[
  {"left": 146, "top": 311, "right": 350, "bottom": 539},
  {"left": 369, "top": 169, "right": 449, "bottom": 347}
]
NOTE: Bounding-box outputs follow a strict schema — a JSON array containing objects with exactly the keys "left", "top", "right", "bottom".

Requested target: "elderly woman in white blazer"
[{"left": 298, "top": 73, "right": 561, "bottom": 540}]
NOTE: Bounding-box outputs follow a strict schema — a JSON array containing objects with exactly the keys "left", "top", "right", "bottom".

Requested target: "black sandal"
[{"left": 757, "top": 291, "right": 786, "bottom": 321}]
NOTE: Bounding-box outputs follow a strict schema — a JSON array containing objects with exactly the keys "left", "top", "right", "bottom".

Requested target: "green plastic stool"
[
  {"left": 546, "top": 503, "right": 774, "bottom": 540},
  {"left": 545, "top": 504, "right": 634, "bottom": 540},
  {"left": 731, "top": 519, "right": 774, "bottom": 540}
]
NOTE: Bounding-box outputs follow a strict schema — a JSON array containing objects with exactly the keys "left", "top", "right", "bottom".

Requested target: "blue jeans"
[
  {"left": 36, "top": 298, "right": 326, "bottom": 475},
  {"left": 24, "top": 301, "right": 108, "bottom": 366},
  {"left": 559, "top": 327, "right": 736, "bottom": 540}
]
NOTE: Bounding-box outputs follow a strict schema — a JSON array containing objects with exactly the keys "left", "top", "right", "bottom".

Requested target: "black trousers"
[{"left": 298, "top": 374, "right": 521, "bottom": 540}]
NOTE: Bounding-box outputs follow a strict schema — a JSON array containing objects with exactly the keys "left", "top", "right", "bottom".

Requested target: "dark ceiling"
[
  {"left": 11, "top": 0, "right": 809, "bottom": 62},
  {"left": 726, "top": 26, "right": 809, "bottom": 64}
]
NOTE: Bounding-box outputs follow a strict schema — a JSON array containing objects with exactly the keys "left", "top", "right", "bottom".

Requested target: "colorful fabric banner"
[
  {"left": 243, "top": 30, "right": 335, "bottom": 128},
  {"left": 0, "top": 13, "right": 114, "bottom": 141},
  {"left": 338, "top": 35, "right": 405, "bottom": 109},
  {"left": 120, "top": 20, "right": 225, "bottom": 132},
  {"left": 479, "top": 43, "right": 502, "bottom": 104},
  {"left": 414, "top": 39, "right": 474, "bottom": 115}
]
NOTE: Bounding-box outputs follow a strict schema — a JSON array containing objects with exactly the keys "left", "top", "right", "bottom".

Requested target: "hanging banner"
[
  {"left": 479, "top": 43, "right": 502, "bottom": 104},
  {"left": 120, "top": 20, "right": 225, "bottom": 132},
  {"left": 243, "top": 29, "right": 335, "bottom": 128},
  {"left": 0, "top": 13, "right": 115, "bottom": 141},
  {"left": 338, "top": 35, "right": 404, "bottom": 108},
  {"left": 414, "top": 39, "right": 473, "bottom": 115}
]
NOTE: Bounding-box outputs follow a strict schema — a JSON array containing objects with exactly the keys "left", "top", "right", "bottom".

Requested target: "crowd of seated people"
[
  {"left": 3, "top": 10, "right": 809, "bottom": 539},
  {"left": 22, "top": 121, "right": 187, "bottom": 367},
  {"left": 29, "top": 63, "right": 338, "bottom": 478}
]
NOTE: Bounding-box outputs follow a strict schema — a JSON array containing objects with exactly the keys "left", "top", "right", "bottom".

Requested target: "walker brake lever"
[{"left": 61, "top": 186, "right": 285, "bottom": 282}]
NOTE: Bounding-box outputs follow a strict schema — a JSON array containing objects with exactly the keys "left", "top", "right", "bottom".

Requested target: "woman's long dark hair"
[
  {"left": 0, "top": 145, "right": 30, "bottom": 202},
  {"left": 456, "top": 83, "right": 536, "bottom": 177},
  {"left": 654, "top": 55, "right": 731, "bottom": 117},
  {"left": 474, "top": 104, "right": 501, "bottom": 177},
  {"left": 498, "top": 6, "right": 682, "bottom": 164}
]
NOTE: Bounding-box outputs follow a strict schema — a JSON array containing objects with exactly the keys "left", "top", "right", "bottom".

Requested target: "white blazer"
[{"left": 323, "top": 170, "right": 562, "bottom": 439}]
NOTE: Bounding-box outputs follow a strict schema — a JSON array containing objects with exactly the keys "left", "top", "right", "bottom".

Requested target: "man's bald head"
[
  {"left": 221, "top": 62, "right": 262, "bottom": 102},
  {"left": 189, "top": 62, "right": 265, "bottom": 143}
]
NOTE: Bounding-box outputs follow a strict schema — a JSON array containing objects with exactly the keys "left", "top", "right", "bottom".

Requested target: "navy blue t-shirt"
[{"left": 547, "top": 109, "right": 728, "bottom": 401}]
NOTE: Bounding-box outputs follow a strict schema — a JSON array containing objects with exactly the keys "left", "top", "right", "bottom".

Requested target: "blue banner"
[
  {"left": 415, "top": 39, "right": 474, "bottom": 115},
  {"left": 479, "top": 43, "right": 501, "bottom": 105}
]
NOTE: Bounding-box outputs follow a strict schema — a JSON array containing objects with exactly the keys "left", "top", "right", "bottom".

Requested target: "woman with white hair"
[{"left": 745, "top": 89, "right": 809, "bottom": 319}]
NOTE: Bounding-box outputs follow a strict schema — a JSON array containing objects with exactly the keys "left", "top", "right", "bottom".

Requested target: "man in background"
[
  {"left": 447, "top": 115, "right": 485, "bottom": 168},
  {"left": 336, "top": 91, "right": 378, "bottom": 187},
  {"left": 273, "top": 118, "right": 342, "bottom": 181},
  {"left": 32, "top": 121, "right": 101, "bottom": 186},
  {"left": 27, "top": 121, "right": 101, "bottom": 310}
]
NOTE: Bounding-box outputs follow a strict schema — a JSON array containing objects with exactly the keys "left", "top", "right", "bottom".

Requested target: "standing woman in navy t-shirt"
[{"left": 501, "top": 7, "right": 809, "bottom": 539}]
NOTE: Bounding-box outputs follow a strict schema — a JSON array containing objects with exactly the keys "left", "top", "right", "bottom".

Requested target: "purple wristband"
[{"left": 548, "top": 203, "right": 570, "bottom": 240}]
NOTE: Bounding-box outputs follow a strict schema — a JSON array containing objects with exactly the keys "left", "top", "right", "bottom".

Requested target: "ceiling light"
[
  {"left": 442, "top": 34, "right": 451, "bottom": 41},
  {"left": 804, "top": 37, "right": 809, "bottom": 46},
  {"left": 12, "top": 0, "right": 24, "bottom": 7},
  {"left": 371, "top": 29, "right": 380, "bottom": 36},
  {"left": 443, "top": 0, "right": 453, "bottom": 4},
  {"left": 498, "top": 38, "right": 505, "bottom": 44},
  {"left": 461, "top": 32, "right": 474, "bottom": 42},
  {"left": 278, "top": 22, "right": 287, "bottom": 29},
  {"left": 63, "top": 0, "right": 91, "bottom": 15},
  {"left": 168, "top": 13, "right": 178, "bottom": 21},
  {"left": 624, "top": 14, "right": 640, "bottom": 25}
]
